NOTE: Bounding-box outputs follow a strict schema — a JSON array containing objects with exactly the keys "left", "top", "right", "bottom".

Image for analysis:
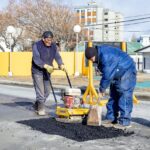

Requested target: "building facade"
[
  {"left": 135, "top": 46, "right": 150, "bottom": 73},
  {"left": 139, "top": 35, "right": 150, "bottom": 47},
  {"left": 74, "top": 1, "right": 124, "bottom": 42},
  {"left": 127, "top": 42, "right": 144, "bottom": 71}
]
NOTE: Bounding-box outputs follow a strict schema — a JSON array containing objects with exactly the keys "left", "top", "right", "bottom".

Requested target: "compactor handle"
[{"left": 53, "top": 68, "right": 72, "bottom": 88}]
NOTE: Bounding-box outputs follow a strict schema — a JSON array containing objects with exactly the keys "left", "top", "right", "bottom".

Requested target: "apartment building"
[
  {"left": 74, "top": 1, "right": 124, "bottom": 42},
  {"left": 103, "top": 9, "right": 124, "bottom": 42}
]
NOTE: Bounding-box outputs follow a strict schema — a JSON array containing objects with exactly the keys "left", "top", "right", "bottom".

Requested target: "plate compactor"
[{"left": 50, "top": 69, "right": 90, "bottom": 123}]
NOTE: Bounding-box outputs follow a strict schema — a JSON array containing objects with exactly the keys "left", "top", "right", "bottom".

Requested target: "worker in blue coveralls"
[
  {"left": 32, "top": 31, "right": 65, "bottom": 116},
  {"left": 85, "top": 45, "right": 136, "bottom": 129}
]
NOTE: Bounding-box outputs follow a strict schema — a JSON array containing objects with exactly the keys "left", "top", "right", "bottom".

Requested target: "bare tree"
[
  {"left": 15, "top": 0, "right": 77, "bottom": 50},
  {"left": 0, "top": 0, "right": 82, "bottom": 51},
  {"left": 0, "top": 0, "right": 25, "bottom": 52},
  {"left": 0, "top": 11, "right": 15, "bottom": 51}
]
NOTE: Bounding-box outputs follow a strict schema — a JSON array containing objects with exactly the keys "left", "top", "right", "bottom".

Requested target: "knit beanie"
[
  {"left": 85, "top": 47, "right": 97, "bottom": 59},
  {"left": 42, "top": 31, "right": 53, "bottom": 39}
]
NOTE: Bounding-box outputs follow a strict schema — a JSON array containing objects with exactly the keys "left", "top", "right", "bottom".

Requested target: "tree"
[
  {"left": 0, "top": 11, "right": 16, "bottom": 51},
  {"left": 14, "top": 0, "right": 77, "bottom": 50},
  {"left": 0, "top": 0, "right": 25, "bottom": 52},
  {"left": 0, "top": 0, "right": 79, "bottom": 51}
]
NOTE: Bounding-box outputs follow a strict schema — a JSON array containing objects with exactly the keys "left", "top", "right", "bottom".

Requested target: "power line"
[
  {"left": 91, "top": 27, "right": 150, "bottom": 33},
  {"left": 83, "top": 13, "right": 150, "bottom": 25},
  {"left": 108, "top": 20, "right": 150, "bottom": 27},
  {"left": 76, "top": 10, "right": 150, "bottom": 31},
  {"left": 85, "top": 16, "right": 150, "bottom": 27},
  {"left": 84, "top": 20, "right": 150, "bottom": 32},
  {"left": 96, "top": 13, "right": 150, "bottom": 23},
  {"left": 124, "top": 13, "right": 150, "bottom": 19}
]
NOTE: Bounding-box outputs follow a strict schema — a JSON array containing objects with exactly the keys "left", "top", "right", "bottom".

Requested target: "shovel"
[
  {"left": 87, "top": 96, "right": 108, "bottom": 126},
  {"left": 87, "top": 105, "right": 102, "bottom": 126}
]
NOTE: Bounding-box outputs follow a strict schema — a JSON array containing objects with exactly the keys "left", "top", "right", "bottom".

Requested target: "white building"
[
  {"left": 135, "top": 45, "right": 150, "bottom": 73},
  {"left": 127, "top": 42, "right": 144, "bottom": 71},
  {"left": 139, "top": 35, "right": 150, "bottom": 47},
  {"left": 74, "top": 1, "right": 124, "bottom": 42},
  {"left": 130, "top": 54, "right": 143, "bottom": 71},
  {"left": 103, "top": 9, "right": 124, "bottom": 42}
]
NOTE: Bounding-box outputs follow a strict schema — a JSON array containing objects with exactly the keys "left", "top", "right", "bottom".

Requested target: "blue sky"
[
  {"left": 1, "top": 0, "right": 150, "bottom": 39},
  {"left": 0, "top": 0, "right": 9, "bottom": 10}
]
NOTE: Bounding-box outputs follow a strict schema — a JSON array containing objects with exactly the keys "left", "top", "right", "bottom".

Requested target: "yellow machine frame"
[
  {"left": 56, "top": 106, "right": 89, "bottom": 118},
  {"left": 55, "top": 69, "right": 90, "bottom": 118}
]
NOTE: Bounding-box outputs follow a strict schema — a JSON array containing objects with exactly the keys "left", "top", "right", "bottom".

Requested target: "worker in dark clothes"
[
  {"left": 32, "top": 31, "right": 65, "bottom": 115},
  {"left": 85, "top": 45, "right": 136, "bottom": 129}
]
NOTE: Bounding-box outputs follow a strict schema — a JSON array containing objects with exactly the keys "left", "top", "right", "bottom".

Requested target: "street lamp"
[
  {"left": 7, "top": 25, "right": 16, "bottom": 76},
  {"left": 73, "top": 25, "right": 81, "bottom": 76}
]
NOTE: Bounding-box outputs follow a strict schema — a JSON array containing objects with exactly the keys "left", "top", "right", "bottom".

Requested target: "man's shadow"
[
  {"left": 1, "top": 93, "right": 60, "bottom": 111},
  {"left": 132, "top": 118, "right": 150, "bottom": 128},
  {"left": 1, "top": 96, "right": 33, "bottom": 109}
]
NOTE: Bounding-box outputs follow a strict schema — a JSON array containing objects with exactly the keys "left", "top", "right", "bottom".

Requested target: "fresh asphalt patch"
[{"left": 17, "top": 118, "right": 134, "bottom": 142}]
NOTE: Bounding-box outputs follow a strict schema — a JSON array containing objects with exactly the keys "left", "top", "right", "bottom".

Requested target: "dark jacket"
[
  {"left": 32, "top": 40, "right": 63, "bottom": 76},
  {"left": 97, "top": 45, "right": 136, "bottom": 92}
]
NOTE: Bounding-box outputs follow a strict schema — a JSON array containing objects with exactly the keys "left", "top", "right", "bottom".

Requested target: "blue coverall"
[{"left": 97, "top": 45, "right": 136, "bottom": 126}]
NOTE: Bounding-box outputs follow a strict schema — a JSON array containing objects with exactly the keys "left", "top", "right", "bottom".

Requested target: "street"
[{"left": 0, "top": 84, "right": 150, "bottom": 150}]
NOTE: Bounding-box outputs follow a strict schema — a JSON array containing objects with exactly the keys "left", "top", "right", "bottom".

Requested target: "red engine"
[{"left": 64, "top": 96, "right": 75, "bottom": 108}]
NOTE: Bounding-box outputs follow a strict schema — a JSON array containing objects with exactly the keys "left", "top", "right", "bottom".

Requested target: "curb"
[
  {"left": 0, "top": 80, "right": 150, "bottom": 100},
  {"left": 0, "top": 80, "right": 33, "bottom": 87},
  {"left": 0, "top": 80, "right": 68, "bottom": 90}
]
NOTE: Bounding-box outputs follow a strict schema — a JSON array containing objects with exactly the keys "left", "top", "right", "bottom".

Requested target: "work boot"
[
  {"left": 102, "top": 120, "right": 117, "bottom": 127},
  {"left": 34, "top": 101, "right": 46, "bottom": 116},
  {"left": 33, "top": 101, "right": 38, "bottom": 111},
  {"left": 113, "top": 123, "right": 132, "bottom": 130}
]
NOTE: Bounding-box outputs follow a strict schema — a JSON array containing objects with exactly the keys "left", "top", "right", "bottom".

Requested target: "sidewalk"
[{"left": 0, "top": 73, "right": 150, "bottom": 100}]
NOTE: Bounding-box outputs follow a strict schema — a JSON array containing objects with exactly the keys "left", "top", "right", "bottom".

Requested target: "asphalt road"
[{"left": 0, "top": 84, "right": 150, "bottom": 150}]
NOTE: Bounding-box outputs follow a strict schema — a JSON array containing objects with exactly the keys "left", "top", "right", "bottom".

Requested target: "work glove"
[
  {"left": 59, "top": 64, "right": 66, "bottom": 71},
  {"left": 98, "top": 92, "right": 105, "bottom": 103},
  {"left": 98, "top": 92, "right": 105, "bottom": 99},
  {"left": 44, "top": 64, "right": 54, "bottom": 74}
]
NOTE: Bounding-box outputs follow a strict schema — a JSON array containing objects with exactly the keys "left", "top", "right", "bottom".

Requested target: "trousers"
[
  {"left": 106, "top": 65, "right": 136, "bottom": 126},
  {"left": 32, "top": 73, "right": 51, "bottom": 104}
]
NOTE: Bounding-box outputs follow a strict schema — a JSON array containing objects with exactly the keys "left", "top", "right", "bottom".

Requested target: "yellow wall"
[
  {"left": 11, "top": 52, "right": 32, "bottom": 76},
  {"left": 0, "top": 52, "right": 9, "bottom": 76},
  {"left": 0, "top": 52, "right": 84, "bottom": 76},
  {"left": 53, "top": 52, "right": 83, "bottom": 76}
]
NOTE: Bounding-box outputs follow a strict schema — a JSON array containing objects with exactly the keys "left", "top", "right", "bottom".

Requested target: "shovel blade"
[{"left": 87, "top": 105, "right": 102, "bottom": 126}]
